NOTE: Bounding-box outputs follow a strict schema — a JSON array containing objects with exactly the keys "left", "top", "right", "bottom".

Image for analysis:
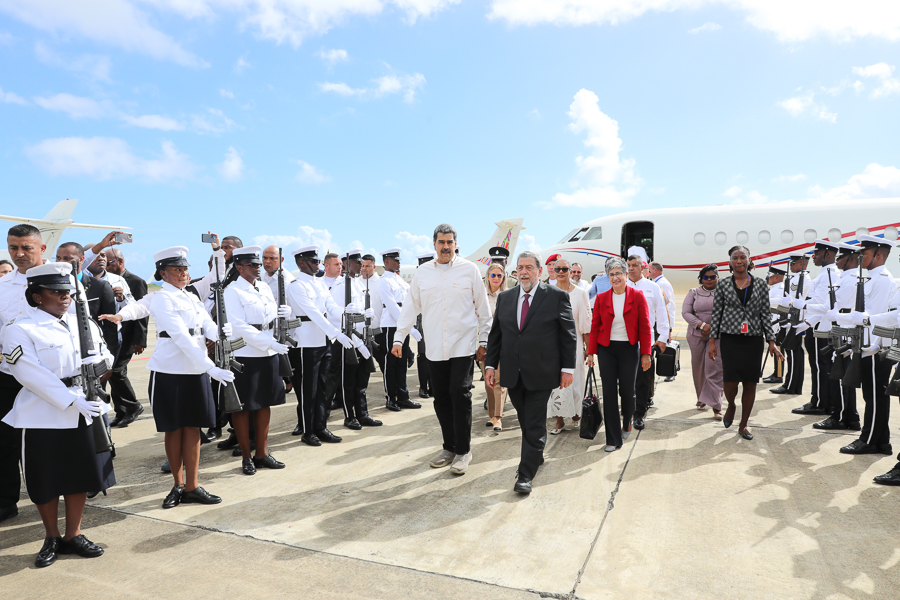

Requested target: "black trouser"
[
  {"left": 783, "top": 336, "right": 805, "bottom": 393},
  {"left": 417, "top": 337, "right": 431, "bottom": 393},
  {"left": 0, "top": 372, "right": 22, "bottom": 510},
  {"left": 635, "top": 349, "right": 655, "bottom": 417},
  {"left": 807, "top": 333, "right": 837, "bottom": 412},
  {"left": 596, "top": 341, "right": 639, "bottom": 448},
  {"left": 290, "top": 346, "right": 329, "bottom": 434},
  {"left": 429, "top": 355, "right": 475, "bottom": 455},
  {"left": 374, "top": 331, "right": 387, "bottom": 375},
  {"left": 860, "top": 355, "right": 892, "bottom": 447},
  {"left": 508, "top": 377, "right": 551, "bottom": 481},
  {"left": 383, "top": 327, "right": 410, "bottom": 402},
  {"left": 325, "top": 339, "right": 342, "bottom": 405},
  {"left": 332, "top": 342, "right": 373, "bottom": 420},
  {"left": 832, "top": 354, "right": 859, "bottom": 424},
  {"left": 107, "top": 363, "right": 142, "bottom": 418}
]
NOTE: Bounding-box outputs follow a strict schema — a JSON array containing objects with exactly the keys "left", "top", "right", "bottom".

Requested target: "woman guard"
[{"left": 2, "top": 262, "right": 115, "bottom": 567}]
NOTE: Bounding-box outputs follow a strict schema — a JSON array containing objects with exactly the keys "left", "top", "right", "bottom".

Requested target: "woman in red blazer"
[{"left": 587, "top": 257, "right": 652, "bottom": 452}]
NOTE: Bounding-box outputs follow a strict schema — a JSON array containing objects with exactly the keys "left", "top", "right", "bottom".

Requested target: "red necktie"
[{"left": 520, "top": 293, "right": 530, "bottom": 330}]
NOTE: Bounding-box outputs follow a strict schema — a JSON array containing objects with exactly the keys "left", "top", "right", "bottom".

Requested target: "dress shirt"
[
  {"left": 787, "top": 271, "right": 811, "bottom": 301},
  {"left": 802, "top": 264, "right": 840, "bottom": 329},
  {"left": 653, "top": 275, "right": 677, "bottom": 330},
  {"left": 223, "top": 277, "right": 278, "bottom": 358},
  {"left": 284, "top": 273, "right": 342, "bottom": 348},
  {"left": 861, "top": 265, "right": 895, "bottom": 346},
  {"left": 195, "top": 249, "right": 227, "bottom": 306},
  {"left": 322, "top": 275, "right": 339, "bottom": 291},
  {"left": 589, "top": 274, "right": 612, "bottom": 300},
  {"left": 379, "top": 271, "right": 407, "bottom": 328},
  {"left": 626, "top": 277, "right": 670, "bottom": 342},
  {"left": 96, "top": 270, "right": 134, "bottom": 311},
  {"left": 2, "top": 310, "right": 113, "bottom": 429},
  {"left": 329, "top": 276, "right": 365, "bottom": 330},
  {"left": 361, "top": 274, "right": 382, "bottom": 329},
  {"left": 260, "top": 268, "right": 295, "bottom": 303},
  {"left": 146, "top": 282, "right": 218, "bottom": 375},
  {"left": 393, "top": 257, "right": 492, "bottom": 361},
  {"left": 576, "top": 280, "right": 591, "bottom": 291},
  {"left": 0, "top": 269, "right": 33, "bottom": 375}
]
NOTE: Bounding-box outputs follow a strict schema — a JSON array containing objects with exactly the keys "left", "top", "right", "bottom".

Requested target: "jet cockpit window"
[
  {"left": 581, "top": 227, "right": 602, "bottom": 241},
  {"left": 559, "top": 227, "right": 589, "bottom": 244}
]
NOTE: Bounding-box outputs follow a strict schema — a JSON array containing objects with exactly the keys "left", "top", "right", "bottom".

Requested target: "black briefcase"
[{"left": 656, "top": 341, "right": 681, "bottom": 377}]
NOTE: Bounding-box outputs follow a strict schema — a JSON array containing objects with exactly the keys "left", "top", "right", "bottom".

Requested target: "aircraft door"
[{"left": 621, "top": 221, "right": 654, "bottom": 261}]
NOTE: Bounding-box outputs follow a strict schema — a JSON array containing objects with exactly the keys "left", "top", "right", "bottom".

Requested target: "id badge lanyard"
[{"left": 739, "top": 281, "right": 751, "bottom": 334}]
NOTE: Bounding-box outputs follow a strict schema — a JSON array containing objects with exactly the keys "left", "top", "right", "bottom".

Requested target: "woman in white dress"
[{"left": 548, "top": 259, "right": 594, "bottom": 434}]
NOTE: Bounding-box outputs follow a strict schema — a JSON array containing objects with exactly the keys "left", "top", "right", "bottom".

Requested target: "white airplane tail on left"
[{"left": 0, "top": 198, "right": 129, "bottom": 261}]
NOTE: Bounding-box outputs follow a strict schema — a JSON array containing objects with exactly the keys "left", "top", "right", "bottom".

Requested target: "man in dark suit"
[{"left": 485, "top": 251, "right": 577, "bottom": 494}]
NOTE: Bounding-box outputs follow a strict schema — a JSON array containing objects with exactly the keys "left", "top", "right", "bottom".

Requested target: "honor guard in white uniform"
[
  {"left": 763, "top": 264, "right": 787, "bottom": 383},
  {"left": 2, "top": 262, "right": 115, "bottom": 568},
  {"left": 771, "top": 252, "right": 811, "bottom": 395},
  {"left": 379, "top": 248, "right": 422, "bottom": 412},
  {"left": 361, "top": 254, "right": 386, "bottom": 373},
  {"left": 222, "top": 246, "right": 290, "bottom": 476},
  {"left": 285, "top": 245, "right": 350, "bottom": 446},
  {"left": 146, "top": 246, "right": 233, "bottom": 510},
  {"left": 414, "top": 252, "right": 435, "bottom": 399},
  {"left": 832, "top": 235, "right": 897, "bottom": 456}
]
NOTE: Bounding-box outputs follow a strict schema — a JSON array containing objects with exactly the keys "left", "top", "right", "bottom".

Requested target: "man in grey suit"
[{"left": 485, "top": 251, "right": 577, "bottom": 494}]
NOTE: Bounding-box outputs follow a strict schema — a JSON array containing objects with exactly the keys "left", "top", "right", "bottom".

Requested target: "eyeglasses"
[
  {"left": 489, "top": 273, "right": 503, "bottom": 278},
  {"left": 572, "top": 270, "right": 582, "bottom": 275},
  {"left": 702, "top": 275, "right": 718, "bottom": 280},
  {"left": 304, "top": 258, "right": 321, "bottom": 265},
  {"left": 554, "top": 267, "right": 570, "bottom": 273},
  {"left": 608, "top": 272, "right": 625, "bottom": 279}
]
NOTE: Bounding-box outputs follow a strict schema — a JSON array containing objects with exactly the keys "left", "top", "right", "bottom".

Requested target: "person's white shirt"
[
  {"left": 0, "top": 269, "right": 34, "bottom": 376},
  {"left": 284, "top": 273, "right": 343, "bottom": 348},
  {"left": 653, "top": 274, "right": 676, "bottom": 333},
  {"left": 194, "top": 249, "right": 227, "bottom": 305},
  {"left": 802, "top": 264, "right": 840, "bottom": 329},
  {"left": 146, "top": 282, "right": 219, "bottom": 375},
  {"left": 393, "top": 256, "right": 492, "bottom": 361},
  {"left": 260, "top": 268, "right": 295, "bottom": 303},
  {"left": 361, "top": 274, "right": 382, "bottom": 329},
  {"left": 576, "top": 279, "right": 591, "bottom": 291},
  {"left": 329, "top": 275, "right": 365, "bottom": 329},
  {"left": 379, "top": 271, "right": 408, "bottom": 328},
  {"left": 626, "top": 277, "right": 670, "bottom": 342},
  {"left": 610, "top": 290, "right": 628, "bottom": 341},
  {"left": 223, "top": 276, "right": 279, "bottom": 358}
]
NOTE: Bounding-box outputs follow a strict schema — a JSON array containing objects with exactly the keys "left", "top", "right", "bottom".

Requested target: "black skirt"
[
  {"left": 148, "top": 371, "right": 217, "bottom": 432},
  {"left": 719, "top": 333, "right": 765, "bottom": 383},
  {"left": 232, "top": 355, "right": 287, "bottom": 411},
  {"left": 22, "top": 416, "right": 116, "bottom": 505}
]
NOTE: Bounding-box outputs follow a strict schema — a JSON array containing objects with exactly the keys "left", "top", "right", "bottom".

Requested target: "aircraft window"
[
  {"left": 885, "top": 226, "right": 899, "bottom": 241},
  {"left": 804, "top": 229, "right": 817, "bottom": 243},
  {"left": 736, "top": 231, "right": 749, "bottom": 244},
  {"left": 781, "top": 230, "right": 794, "bottom": 244},
  {"left": 694, "top": 233, "right": 705, "bottom": 246},
  {"left": 715, "top": 232, "right": 727, "bottom": 245},
  {"left": 856, "top": 227, "right": 869, "bottom": 238},
  {"left": 581, "top": 227, "right": 603, "bottom": 241},
  {"left": 558, "top": 227, "right": 589, "bottom": 244},
  {"left": 828, "top": 228, "right": 842, "bottom": 242},
  {"left": 758, "top": 230, "right": 771, "bottom": 244}
]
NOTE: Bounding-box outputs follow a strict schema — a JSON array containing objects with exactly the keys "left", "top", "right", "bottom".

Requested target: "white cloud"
[
  {"left": 234, "top": 55, "right": 251, "bottom": 73},
  {"left": 33, "top": 93, "right": 107, "bottom": 119},
  {"left": 121, "top": 113, "right": 185, "bottom": 130},
  {"left": 777, "top": 92, "right": 836, "bottom": 123},
  {"left": 0, "top": 0, "right": 205, "bottom": 67},
  {"left": 487, "top": 1, "right": 900, "bottom": 43},
  {"left": 191, "top": 107, "right": 236, "bottom": 133},
  {"left": 25, "top": 137, "right": 196, "bottom": 181},
  {"left": 218, "top": 146, "right": 244, "bottom": 181},
  {"left": 316, "top": 48, "right": 348, "bottom": 65},
  {"left": 296, "top": 159, "right": 329, "bottom": 184},
  {"left": 318, "top": 82, "right": 364, "bottom": 96},
  {"left": 809, "top": 163, "right": 900, "bottom": 202},
  {"left": 519, "top": 233, "right": 542, "bottom": 252},
  {"left": 853, "top": 62, "right": 894, "bottom": 79},
  {"left": 689, "top": 21, "right": 720, "bottom": 34},
  {"left": 319, "top": 70, "right": 426, "bottom": 102},
  {"left": 220, "top": 89, "right": 234, "bottom": 98},
  {"left": 545, "top": 88, "right": 642, "bottom": 208},
  {"left": 393, "top": 231, "right": 433, "bottom": 262},
  {"left": 252, "top": 226, "right": 337, "bottom": 256},
  {"left": 722, "top": 185, "right": 772, "bottom": 204},
  {"left": 0, "top": 86, "right": 27, "bottom": 105},
  {"left": 772, "top": 173, "right": 806, "bottom": 183},
  {"left": 34, "top": 41, "right": 112, "bottom": 82},
  {"left": 528, "top": 108, "right": 541, "bottom": 120},
  {"left": 853, "top": 62, "right": 900, "bottom": 98}
]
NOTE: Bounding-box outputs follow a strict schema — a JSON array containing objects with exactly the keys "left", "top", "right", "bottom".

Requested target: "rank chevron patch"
[{"left": 2, "top": 345, "right": 23, "bottom": 365}]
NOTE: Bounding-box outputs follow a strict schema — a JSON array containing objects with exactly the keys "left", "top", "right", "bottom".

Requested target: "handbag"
[
  {"left": 579, "top": 369, "right": 603, "bottom": 440},
  {"left": 655, "top": 341, "right": 681, "bottom": 377}
]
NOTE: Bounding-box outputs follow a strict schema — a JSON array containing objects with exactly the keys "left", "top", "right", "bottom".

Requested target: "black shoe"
[
  {"left": 35, "top": 537, "right": 61, "bottom": 568},
  {"left": 483, "top": 400, "right": 488, "bottom": 410},
  {"left": 162, "top": 485, "right": 184, "bottom": 509},
  {"left": 664, "top": 376, "right": 675, "bottom": 382},
  {"left": 874, "top": 464, "right": 900, "bottom": 486},
  {"left": 769, "top": 386, "right": 789, "bottom": 394},
  {"left": 199, "top": 431, "right": 212, "bottom": 445},
  {"left": 358, "top": 415, "right": 383, "bottom": 427},
  {"left": 840, "top": 440, "right": 880, "bottom": 455},
  {"left": 846, "top": 421, "right": 862, "bottom": 431},
  {"left": 301, "top": 433, "right": 322, "bottom": 447},
  {"left": 317, "top": 429, "right": 342, "bottom": 443},
  {"left": 253, "top": 454, "right": 285, "bottom": 469},
  {"left": 648, "top": 399, "right": 655, "bottom": 408},
  {"left": 242, "top": 457, "right": 257, "bottom": 475},
  {"left": 878, "top": 443, "right": 893, "bottom": 455},
  {"left": 740, "top": 429, "right": 754, "bottom": 440},
  {"left": 514, "top": 476, "right": 533, "bottom": 494},
  {"left": 763, "top": 375, "right": 783, "bottom": 384},
  {"left": 396, "top": 398, "right": 422, "bottom": 409},
  {"left": 0, "top": 505, "right": 18, "bottom": 523},
  {"left": 331, "top": 400, "right": 341, "bottom": 411},
  {"left": 205, "top": 427, "right": 222, "bottom": 441},
  {"left": 161, "top": 460, "right": 171, "bottom": 474},
  {"left": 217, "top": 431, "right": 239, "bottom": 450},
  {"left": 292, "top": 425, "right": 304, "bottom": 436},
  {"left": 109, "top": 414, "right": 126, "bottom": 428},
  {"left": 59, "top": 534, "right": 104, "bottom": 558},
  {"left": 116, "top": 404, "right": 144, "bottom": 428},
  {"left": 418, "top": 388, "right": 431, "bottom": 398},
  {"left": 343, "top": 418, "right": 362, "bottom": 430},
  {"left": 386, "top": 399, "right": 401, "bottom": 412},
  {"left": 791, "top": 402, "right": 827, "bottom": 415},
  {"left": 181, "top": 487, "right": 222, "bottom": 505},
  {"left": 813, "top": 417, "right": 846, "bottom": 430},
  {"left": 634, "top": 416, "right": 645, "bottom": 430}
]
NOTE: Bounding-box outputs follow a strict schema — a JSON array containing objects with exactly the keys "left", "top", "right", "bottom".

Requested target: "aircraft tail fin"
[
  {"left": 465, "top": 218, "right": 525, "bottom": 266},
  {"left": 43, "top": 198, "right": 78, "bottom": 222}
]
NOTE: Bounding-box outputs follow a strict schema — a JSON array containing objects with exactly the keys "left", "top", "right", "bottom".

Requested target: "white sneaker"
[
  {"left": 450, "top": 451, "right": 472, "bottom": 475},
  {"left": 605, "top": 445, "right": 617, "bottom": 452},
  {"left": 429, "top": 449, "right": 455, "bottom": 468}
]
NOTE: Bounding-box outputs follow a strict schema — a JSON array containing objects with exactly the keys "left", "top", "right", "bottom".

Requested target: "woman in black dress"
[{"left": 708, "top": 246, "right": 783, "bottom": 440}]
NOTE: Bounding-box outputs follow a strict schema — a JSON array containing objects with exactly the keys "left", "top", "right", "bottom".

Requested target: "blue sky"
[{"left": 2, "top": 1, "right": 899, "bottom": 276}]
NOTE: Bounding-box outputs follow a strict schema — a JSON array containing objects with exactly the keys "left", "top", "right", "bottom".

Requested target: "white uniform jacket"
[
  {"left": 362, "top": 274, "right": 382, "bottom": 329},
  {"left": 2, "top": 310, "right": 113, "bottom": 429},
  {"left": 147, "top": 282, "right": 218, "bottom": 375},
  {"left": 260, "top": 269, "right": 295, "bottom": 304},
  {"left": 223, "top": 277, "right": 278, "bottom": 358},
  {"left": 285, "top": 273, "right": 342, "bottom": 348},
  {"left": 0, "top": 269, "right": 33, "bottom": 376},
  {"left": 379, "top": 272, "right": 407, "bottom": 328},
  {"left": 802, "top": 264, "right": 841, "bottom": 330}
]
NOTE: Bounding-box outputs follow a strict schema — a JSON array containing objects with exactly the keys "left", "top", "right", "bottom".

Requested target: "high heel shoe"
[
  {"left": 723, "top": 417, "right": 733, "bottom": 428},
  {"left": 739, "top": 428, "right": 753, "bottom": 440}
]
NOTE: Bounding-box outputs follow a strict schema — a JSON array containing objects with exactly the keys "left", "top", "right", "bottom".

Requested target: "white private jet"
[
  {"left": 541, "top": 199, "right": 900, "bottom": 293},
  {"left": 399, "top": 217, "right": 525, "bottom": 282},
  {"left": 0, "top": 198, "right": 129, "bottom": 262}
]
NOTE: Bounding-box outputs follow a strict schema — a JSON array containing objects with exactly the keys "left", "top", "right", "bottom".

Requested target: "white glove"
[
  {"left": 410, "top": 329, "right": 423, "bottom": 343},
  {"left": 841, "top": 348, "right": 853, "bottom": 358},
  {"left": 344, "top": 304, "right": 360, "bottom": 314},
  {"left": 72, "top": 393, "right": 102, "bottom": 424},
  {"left": 351, "top": 335, "right": 364, "bottom": 349},
  {"left": 793, "top": 297, "right": 807, "bottom": 309},
  {"left": 208, "top": 367, "right": 236, "bottom": 383},
  {"left": 824, "top": 308, "right": 840, "bottom": 322},
  {"left": 835, "top": 314, "right": 853, "bottom": 327},
  {"left": 335, "top": 332, "right": 353, "bottom": 349},
  {"left": 848, "top": 311, "right": 869, "bottom": 327},
  {"left": 278, "top": 305, "right": 292, "bottom": 318},
  {"left": 222, "top": 322, "right": 233, "bottom": 337},
  {"left": 794, "top": 322, "right": 811, "bottom": 334},
  {"left": 81, "top": 354, "right": 107, "bottom": 367},
  {"left": 357, "top": 344, "right": 371, "bottom": 360},
  {"left": 364, "top": 307, "right": 374, "bottom": 319},
  {"left": 780, "top": 296, "right": 792, "bottom": 307},
  {"left": 862, "top": 344, "right": 881, "bottom": 358},
  {"left": 269, "top": 340, "right": 290, "bottom": 354},
  {"left": 780, "top": 322, "right": 791, "bottom": 331}
]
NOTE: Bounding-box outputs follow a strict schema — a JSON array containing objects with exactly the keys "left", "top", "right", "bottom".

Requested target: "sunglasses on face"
[
  {"left": 572, "top": 271, "right": 581, "bottom": 275},
  {"left": 304, "top": 259, "right": 321, "bottom": 265},
  {"left": 554, "top": 267, "right": 569, "bottom": 273},
  {"left": 702, "top": 275, "right": 718, "bottom": 280},
  {"left": 489, "top": 273, "right": 503, "bottom": 278}
]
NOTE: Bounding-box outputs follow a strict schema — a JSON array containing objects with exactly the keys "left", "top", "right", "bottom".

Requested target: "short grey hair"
[
  {"left": 649, "top": 261, "right": 663, "bottom": 272},
  {"left": 517, "top": 250, "right": 542, "bottom": 269},
  {"left": 433, "top": 224, "right": 457, "bottom": 242},
  {"left": 605, "top": 257, "right": 627, "bottom": 275},
  {"left": 571, "top": 262, "right": 582, "bottom": 269}
]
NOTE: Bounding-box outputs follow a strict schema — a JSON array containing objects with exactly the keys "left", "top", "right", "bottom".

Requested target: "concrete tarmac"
[{"left": 2, "top": 324, "right": 899, "bottom": 599}]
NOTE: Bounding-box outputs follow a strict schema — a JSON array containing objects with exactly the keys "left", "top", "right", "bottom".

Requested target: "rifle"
[
  {"left": 212, "top": 256, "right": 245, "bottom": 414},
  {"left": 774, "top": 259, "right": 793, "bottom": 345},
  {"left": 814, "top": 267, "right": 846, "bottom": 380},
  {"left": 342, "top": 272, "right": 362, "bottom": 366},
  {"left": 834, "top": 262, "right": 868, "bottom": 388},
  {"left": 362, "top": 275, "right": 379, "bottom": 373},
  {"left": 274, "top": 248, "right": 300, "bottom": 377},
  {"left": 779, "top": 260, "right": 806, "bottom": 348},
  {"left": 70, "top": 261, "right": 113, "bottom": 455}
]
